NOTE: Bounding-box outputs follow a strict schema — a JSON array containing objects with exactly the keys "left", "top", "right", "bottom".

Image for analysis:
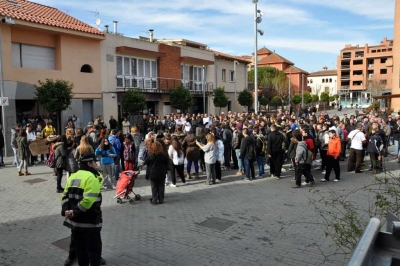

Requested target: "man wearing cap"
[{"left": 62, "top": 154, "right": 105, "bottom": 266}]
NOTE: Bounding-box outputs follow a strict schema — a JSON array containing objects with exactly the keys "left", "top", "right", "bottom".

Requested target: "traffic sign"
[{"left": 0, "top": 97, "right": 9, "bottom": 106}]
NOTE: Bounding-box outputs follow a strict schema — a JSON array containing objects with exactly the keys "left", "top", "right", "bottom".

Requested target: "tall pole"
[
  {"left": 288, "top": 69, "right": 291, "bottom": 112},
  {"left": 0, "top": 26, "right": 7, "bottom": 157},
  {"left": 234, "top": 60, "right": 238, "bottom": 112},
  {"left": 254, "top": 2, "right": 258, "bottom": 115},
  {"left": 202, "top": 65, "right": 205, "bottom": 113},
  {"left": 301, "top": 74, "right": 304, "bottom": 108}
]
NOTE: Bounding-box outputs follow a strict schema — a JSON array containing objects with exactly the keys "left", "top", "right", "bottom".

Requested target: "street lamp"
[
  {"left": 253, "top": 0, "right": 263, "bottom": 115},
  {"left": 234, "top": 60, "right": 239, "bottom": 112},
  {"left": 288, "top": 68, "right": 291, "bottom": 112},
  {"left": 301, "top": 74, "right": 305, "bottom": 108},
  {"left": 202, "top": 65, "right": 205, "bottom": 113}
]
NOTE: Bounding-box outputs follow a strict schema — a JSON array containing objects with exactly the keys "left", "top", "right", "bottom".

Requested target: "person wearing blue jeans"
[
  {"left": 240, "top": 129, "right": 255, "bottom": 180},
  {"left": 254, "top": 129, "right": 265, "bottom": 178},
  {"left": 235, "top": 149, "right": 244, "bottom": 174},
  {"left": 11, "top": 124, "right": 22, "bottom": 166},
  {"left": 108, "top": 129, "right": 122, "bottom": 181},
  {"left": 243, "top": 157, "right": 255, "bottom": 180}
]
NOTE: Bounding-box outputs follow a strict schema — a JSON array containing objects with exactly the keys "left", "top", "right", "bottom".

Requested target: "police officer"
[{"left": 62, "top": 154, "right": 105, "bottom": 266}]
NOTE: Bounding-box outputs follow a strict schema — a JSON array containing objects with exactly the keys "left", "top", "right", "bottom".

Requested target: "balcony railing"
[
  {"left": 341, "top": 75, "right": 350, "bottom": 80},
  {"left": 116, "top": 76, "right": 213, "bottom": 93},
  {"left": 341, "top": 65, "right": 350, "bottom": 69}
]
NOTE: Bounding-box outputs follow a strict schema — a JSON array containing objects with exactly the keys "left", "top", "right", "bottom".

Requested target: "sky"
[{"left": 34, "top": 0, "right": 395, "bottom": 73}]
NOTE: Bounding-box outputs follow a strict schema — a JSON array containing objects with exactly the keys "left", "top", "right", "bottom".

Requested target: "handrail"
[{"left": 347, "top": 218, "right": 381, "bottom": 266}]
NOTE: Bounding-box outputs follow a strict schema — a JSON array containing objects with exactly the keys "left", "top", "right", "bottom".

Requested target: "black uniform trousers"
[
  {"left": 74, "top": 230, "right": 102, "bottom": 266},
  {"left": 269, "top": 151, "right": 284, "bottom": 177},
  {"left": 325, "top": 156, "right": 340, "bottom": 181},
  {"left": 150, "top": 178, "right": 165, "bottom": 203}
]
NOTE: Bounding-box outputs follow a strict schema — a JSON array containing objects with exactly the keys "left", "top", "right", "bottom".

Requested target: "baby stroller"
[{"left": 114, "top": 169, "right": 142, "bottom": 204}]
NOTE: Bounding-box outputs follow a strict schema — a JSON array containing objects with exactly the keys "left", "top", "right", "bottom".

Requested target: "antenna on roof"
[{"left": 86, "top": 10, "right": 101, "bottom": 29}]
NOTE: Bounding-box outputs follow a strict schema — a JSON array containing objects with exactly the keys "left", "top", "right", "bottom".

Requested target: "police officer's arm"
[{"left": 74, "top": 177, "right": 101, "bottom": 218}]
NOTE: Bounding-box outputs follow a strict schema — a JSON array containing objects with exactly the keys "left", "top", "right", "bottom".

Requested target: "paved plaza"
[{"left": 0, "top": 108, "right": 399, "bottom": 266}]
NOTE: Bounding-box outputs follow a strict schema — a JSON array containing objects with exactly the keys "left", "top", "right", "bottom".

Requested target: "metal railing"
[{"left": 116, "top": 76, "right": 213, "bottom": 93}]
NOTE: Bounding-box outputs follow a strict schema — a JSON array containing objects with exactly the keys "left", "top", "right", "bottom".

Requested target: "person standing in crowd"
[
  {"left": 11, "top": 123, "right": 22, "bottom": 167},
  {"left": 108, "top": 129, "right": 121, "bottom": 181},
  {"left": 392, "top": 118, "right": 400, "bottom": 157},
  {"left": 61, "top": 154, "right": 104, "bottom": 266},
  {"left": 347, "top": 124, "right": 367, "bottom": 173},
  {"left": 267, "top": 124, "right": 286, "bottom": 179},
  {"left": 54, "top": 135, "right": 69, "bottom": 193},
  {"left": 288, "top": 129, "right": 300, "bottom": 171},
  {"left": 182, "top": 128, "right": 200, "bottom": 180},
  {"left": 214, "top": 131, "right": 224, "bottom": 183},
  {"left": 74, "top": 128, "right": 84, "bottom": 147},
  {"left": 292, "top": 133, "right": 314, "bottom": 188},
  {"left": 321, "top": 130, "right": 342, "bottom": 182},
  {"left": 240, "top": 128, "right": 256, "bottom": 181},
  {"left": 65, "top": 137, "right": 78, "bottom": 179},
  {"left": 74, "top": 135, "right": 94, "bottom": 161},
  {"left": 87, "top": 125, "right": 99, "bottom": 151},
  {"left": 221, "top": 123, "right": 232, "bottom": 171},
  {"left": 367, "top": 127, "right": 384, "bottom": 174},
  {"left": 95, "top": 138, "right": 117, "bottom": 190},
  {"left": 198, "top": 128, "right": 208, "bottom": 173},
  {"left": 168, "top": 137, "right": 187, "bottom": 187},
  {"left": 16, "top": 129, "right": 31, "bottom": 176},
  {"left": 26, "top": 123, "right": 37, "bottom": 166},
  {"left": 143, "top": 141, "right": 169, "bottom": 205},
  {"left": 253, "top": 129, "right": 265, "bottom": 178},
  {"left": 130, "top": 126, "right": 141, "bottom": 170},
  {"left": 232, "top": 123, "right": 244, "bottom": 175},
  {"left": 122, "top": 117, "right": 130, "bottom": 136},
  {"left": 109, "top": 115, "right": 118, "bottom": 130},
  {"left": 196, "top": 133, "right": 216, "bottom": 185},
  {"left": 123, "top": 134, "right": 136, "bottom": 171}
]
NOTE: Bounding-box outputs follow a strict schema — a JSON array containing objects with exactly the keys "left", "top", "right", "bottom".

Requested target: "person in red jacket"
[{"left": 321, "top": 130, "right": 342, "bottom": 182}]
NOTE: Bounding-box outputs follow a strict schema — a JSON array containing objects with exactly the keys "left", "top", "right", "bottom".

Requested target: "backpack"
[
  {"left": 46, "top": 152, "right": 56, "bottom": 168},
  {"left": 256, "top": 136, "right": 265, "bottom": 155},
  {"left": 247, "top": 142, "right": 256, "bottom": 160}
]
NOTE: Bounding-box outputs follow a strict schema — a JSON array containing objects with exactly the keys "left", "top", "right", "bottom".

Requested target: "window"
[
  {"left": 381, "top": 58, "right": 387, "bottom": 64},
  {"left": 222, "top": 69, "right": 226, "bottom": 81},
  {"left": 325, "top": 86, "right": 329, "bottom": 93},
  {"left": 230, "top": 70, "right": 235, "bottom": 82},
  {"left": 322, "top": 79, "right": 325, "bottom": 83},
  {"left": 380, "top": 69, "right": 387, "bottom": 74},
  {"left": 116, "top": 55, "right": 157, "bottom": 89},
  {"left": 329, "top": 78, "right": 332, "bottom": 83},
  {"left": 12, "top": 43, "right": 55, "bottom": 70},
  {"left": 80, "top": 64, "right": 93, "bottom": 73},
  {"left": 310, "top": 79, "right": 313, "bottom": 84}
]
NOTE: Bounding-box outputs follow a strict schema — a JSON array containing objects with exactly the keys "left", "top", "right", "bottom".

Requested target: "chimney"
[
  {"left": 149, "top": 29, "right": 154, "bottom": 42},
  {"left": 113, "top": 21, "right": 118, "bottom": 34},
  {"left": 104, "top": 25, "right": 109, "bottom": 33}
]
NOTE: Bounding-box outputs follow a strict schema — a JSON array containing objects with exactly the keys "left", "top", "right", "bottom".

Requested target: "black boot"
[
  {"left": 100, "top": 257, "right": 106, "bottom": 265},
  {"left": 64, "top": 257, "right": 76, "bottom": 266}
]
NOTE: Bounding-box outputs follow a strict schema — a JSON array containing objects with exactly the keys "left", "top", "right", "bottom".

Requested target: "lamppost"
[
  {"left": 253, "top": 0, "right": 263, "bottom": 115},
  {"left": 202, "top": 65, "right": 205, "bottom": 113},
  {"left": 234, "top": 60, "right": 239, "bottom": 112},
  {"left": 288, "top": 68, "right": 291, "bottom": 112}
]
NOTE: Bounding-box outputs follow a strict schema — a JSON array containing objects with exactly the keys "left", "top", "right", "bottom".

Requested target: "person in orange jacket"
[{"left": 321, "top": 130, "right": 342, "bottom": 182}]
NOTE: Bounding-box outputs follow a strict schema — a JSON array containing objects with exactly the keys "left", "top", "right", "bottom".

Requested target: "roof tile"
[{"left": 0, "top": 0, "right": 103, "bottom": 36}]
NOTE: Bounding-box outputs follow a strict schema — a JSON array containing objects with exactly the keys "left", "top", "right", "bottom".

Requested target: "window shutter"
[
  {"left": 194, "top": 67, "right": 198, "bottom": 81},
  {"left": 124, "top": 57, "right": 130, "bottom": 75},
  {"left": 21, "top": 44, "right": 55, "bottom": 70},
  {"left": 144, "top": 60, "right": 151, "bottom": 77},
  {"left": 131, "top": 58, "right": 137, "bottom": 76},
  {"left": 151, "top": 61, "right": 157, "bottom": 78},
  {"left": 138, "top": 59, "right": 144, "bottom": 76},
  {"left": 12, "top": 43, "right": 21, "bottom": 67},
  {"left": 116, "top": 56, "right": 123, "bottom": 75}
]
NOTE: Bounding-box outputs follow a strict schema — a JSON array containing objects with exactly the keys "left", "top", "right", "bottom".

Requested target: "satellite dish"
[{"left": 95, "top": 18, "right": 101, "bottom": 26}]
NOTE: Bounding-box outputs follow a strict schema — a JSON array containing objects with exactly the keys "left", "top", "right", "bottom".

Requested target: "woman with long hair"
[
  {"left": 198, "top": 128, "right": 208, "bottom": 173},
  {"left": 74, "top": 135, "right": 94, "bottom": 160},
  {"left": 143, "top": 141, "right": 169, "bottom": 205},
  {"left": 168, "top": 137, "right": 187, "bottom": 187},
  {"left": 95, "top": 138, "right": 116, "bottom": 189},
  {"left": 196, "top": 133, "right": 216, "bottom": 185},
  {"left": 130, "top": 126, "right": 141, "bottom": 170},
  {"left": 123, "top": 134, "right": 136, "bottom": 171},
  {"left": 54, "top": 135, "right": 69, "bottom": 193},
  {"left": 182, "top": 128, "right": 200, "bottom": 180},
  {"left": 16, "top": 129, "right": 30, "bottom": 176}
]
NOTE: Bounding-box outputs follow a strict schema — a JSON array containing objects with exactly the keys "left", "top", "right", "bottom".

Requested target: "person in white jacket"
[
  {"left": 168, "top": 137, "right": 188, "bottom": 187},
  {"left": 214, "top": 131, "right": 224, "bottom": 183},
  {"left": 26, "top": 123, "right": 37, "bottom": 166}
]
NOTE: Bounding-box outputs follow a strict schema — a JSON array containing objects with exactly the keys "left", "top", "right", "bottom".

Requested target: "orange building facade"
[
  {"left": 392, "top": 0, "right": 400, "bottom": 110},
  {"left": 337, "top": 38, "right": 393, "bottom": 107}
]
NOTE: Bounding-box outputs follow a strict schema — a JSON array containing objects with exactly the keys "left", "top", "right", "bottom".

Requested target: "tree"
[
  {"left": 248, "top": 66, "right": 288, "bottom": 102},
  {"left": 170, "top": 84, "right": 193, "bottom": 113},
  {"left": 368, "top": 76, "right": 387, "bottom": 98},
  {"left": 311, "top": 94, "right": 319, "bottom": 103},
  {"left": 292, "top": 94, "right": 302, "bottom": 105},
  {"left": 329, "top": 96, "right": 335, "bottom": 102},
  {"left": 121, "top": 88, "right": 146, "bottom": 114},
  {"left": 334, "top": 94, "right": 339, "bottom": 100},
  {"left": 303, "top": 92, "right": 312, "bottom": 104},
  {"left": 238, "top": 89, "right": 253, "bottom": 111},
  {"left": 270, "top": 96, "right": 281, "bottom": 106},
  {"left": 213, "top": 86, "right": 228, "bottom": 114},
  {"left": 35, "top": 79, "right": 74, "bottom": 134},
  {"left": 259, "top": 97, "right": 269, "bottom": 108},
  {"left": 320, "top": 92, "right": 329, "bottom": 102}
]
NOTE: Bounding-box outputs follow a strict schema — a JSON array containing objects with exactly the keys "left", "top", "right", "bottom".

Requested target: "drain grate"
[
  {"left": 23, "top": 178, "right": 47, "bottom": 184},
  {"left": 51, "top": 236, "right": 71, "bottom": 251},
  {"left": 197, "top": 217, "right": 237, "bottom": 231}
]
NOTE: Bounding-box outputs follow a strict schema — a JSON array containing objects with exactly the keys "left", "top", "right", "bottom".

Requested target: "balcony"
[
  {"left": 341, "top": 75, "right": 350, "bottom": 80},
  {"left": 341, "top": 65, "right": 350, "bottom": 70},
  {"left": 116, "top": 76, "right": 213, "bottom": 94},
  {"left": 342, "top": 53, "right": 351, "bottom": 59}
]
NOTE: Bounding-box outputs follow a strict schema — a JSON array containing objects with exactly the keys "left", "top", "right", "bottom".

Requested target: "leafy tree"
[
  {"left": 292, "top": 94, "right": 302, "bottom": 104},
  {"left": 213, "top": 87, "right": 229, "bottom": 114},
  {"left": 320, "top": 92, "right": 329, "bottom": 102},
  {"left": 334, "top": 94, "right": 339, "bottom": 100},
  {"left": 248, "top": 66, "right": 288, "bottom": 100},
  {"left": 304, "top": 92, "right": 312, "bottom": 104},
  {"left": 121, "top": 88, "right": 146, "bottom": 114},
  {"left": 259, "top": 97, "right": 269, "bottom": 107},
  {"left": 170, "top": 84, "right": 193, "bottom": 113},
  {"left": 270, "top": 96, "right": 281, "bottom": 106},
  {"left": 238, "top": 89, "right": 253, "bottom": 111},
  {"left": 35, "top": 79, "right": 74, "bottom": 133},
  {"left": 329, "top": 96, "right": 335, "bottom": 102},
  {"left": 311, "top": 94, "right": 319, "bottom": 103}
]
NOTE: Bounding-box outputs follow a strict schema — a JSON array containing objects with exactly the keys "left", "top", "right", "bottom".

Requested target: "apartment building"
[
  {"left": 0, "top": 0, "right": 104, "bottom": 154},
  {"left": 392, "top": 0, "right": 400, "bottom": 110},
  {"left": 337, "top": 38, "right": 393, "bottom": 107},
  {"left": 308, "top": 67, "right": 338, "bottom": 97},
  {"left": 102, "top": 31, "right": 250, "bottom": 120}
]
